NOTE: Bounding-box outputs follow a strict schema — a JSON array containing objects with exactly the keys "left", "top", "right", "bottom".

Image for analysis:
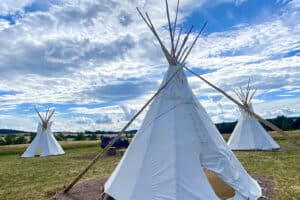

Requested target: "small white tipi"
[
  {"left": 228, "top": 82, "right": 280, "bottom": 151},
  {"left": 104, "top": 1, "right": 261, "bottom": 199},
  {"left": 22, "top": 108, "right": 65, "bottom": 158}
]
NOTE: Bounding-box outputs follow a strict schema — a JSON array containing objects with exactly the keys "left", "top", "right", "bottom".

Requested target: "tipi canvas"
[
  {"left": 104, "top": 1, "right": 261, "bottom": 199},
  {"left": 228, "top": 82, "right": 280, "bottom": 151},
  {"left": 22, "top": 109, "right": 65, "bottom": 158}
]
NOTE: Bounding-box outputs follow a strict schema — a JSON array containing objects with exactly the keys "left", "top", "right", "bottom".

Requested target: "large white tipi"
[
  {"left": 22, "top": 108, "right": 65, "bottom": 158},
  {"left": 104, "top": 1, "right": 261, "bottom": 199},
  {"left": 228, "top": 82, "right": 280, "bottom": 151}
]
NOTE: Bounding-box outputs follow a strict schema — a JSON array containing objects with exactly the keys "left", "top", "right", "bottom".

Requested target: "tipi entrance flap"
[
  {"left": 35, "top": 147, "right": 42, "bottom": 156},
  {"left": 204, "top": 169, "right": 235, "bottom": 199},
  {"left": 190, "top": 85, "right": 261, "bottom": 199}
]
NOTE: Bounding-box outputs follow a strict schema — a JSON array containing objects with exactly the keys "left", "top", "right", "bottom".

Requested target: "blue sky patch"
[
  {"left": 24, "top": 0, "right": 61, "bottom": 13},
  {"left": 184, "top": 0, "right": 290, "bottom": 34},
  {"left": 0, "top": 90, "right": 21, "bottom": 96}
]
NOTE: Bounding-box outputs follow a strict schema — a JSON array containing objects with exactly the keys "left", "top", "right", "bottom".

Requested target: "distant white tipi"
[
  {"left": 104, "top": 1, "right": 261, "bottom": 199},
  {"left": 228, "top": 82, "right": 280, "bottom": 150},
  {"left": 22, "top": 108, "right": 65, "bottom": 157}
]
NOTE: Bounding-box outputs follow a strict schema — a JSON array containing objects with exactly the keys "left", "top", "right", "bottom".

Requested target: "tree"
[
  {"left": 216, "top": 121, "right": 236, "bottom": 134},
  {"left": 89, "top": 133, "right": 98, "bottom": 140},
  {"left": 0, "top": 138, "right": 6, "bottom": 145},
  {"left": 291, "top": 117, "right": 300, "bottom": 130},
  {"left": 4, "top": 134, "right": 17, "bottom": 145},
  {"left": 55, "top": 133, "right": 67, "bottom": 141},
  {"left": 282, "top": 119, "right": 293, "bottom": 131},
  {"left": 30, "top": 133, "right": 36, "bottom": 142},
  {"left": 100, "top": 135, "right": 104, "bottom": 140},
  {"left": 14, "top": 135, "right": 27, "bottom": 144},
  {"left": 74, "top": 133, "right": 87, "bottom": 141}
]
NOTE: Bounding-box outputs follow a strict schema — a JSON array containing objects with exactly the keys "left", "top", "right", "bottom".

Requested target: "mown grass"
[
  {"left": 237, "top": 150, "right": 300, "bottom": 199},
  {"left": 0, "top": 132, "right": 299, "bottom": 200},
  {"left": 0, "top": 140, "right": 100, "bottom": 155},
  {"left": 0, "top": 144, "right": 120, "bottom": 200}
]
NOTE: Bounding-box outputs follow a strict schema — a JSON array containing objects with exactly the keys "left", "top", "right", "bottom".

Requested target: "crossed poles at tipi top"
[
  {"left": 63, "top": 0, "right": 300, "bottom": 197},
  {"left": 35, "top": 107, "right": 55, "bottom": 130},
  {"left": 233, "top": 79, "right": 257, "bottom": 109}
]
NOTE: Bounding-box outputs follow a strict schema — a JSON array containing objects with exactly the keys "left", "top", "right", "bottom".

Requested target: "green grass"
[
  {"left": 0, "top": 143, "right": 120, "bottom": 200},
  {"left": 0, "top": 133, "right": 299, "bottom": 200},
  {"left": 0, "top": 140, "right": 100, "bottom": 155},
  {"left": 236, "top": 150, "right": 300, "bottom": 199}
]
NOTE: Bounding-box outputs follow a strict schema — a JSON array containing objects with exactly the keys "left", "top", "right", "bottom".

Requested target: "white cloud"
[
  {"left": 0, "top": 19, "right": 10, "bottom": 31},
  {"left": 0, "top": 0, "right": 299, "bottom": 131},
  {"left": 70, "top": 106, "right": 122, "bottom": 115},
  {"left": 288, "top": 0, "right": 300, "bottom": 8},
  {"left": 0, "top": 0, "right": 34, "bottom": 15},
  {"left": 0, "top": 114, "right": 36, "bottom": 130},
  {"left": 255, "top": 97, "right": 300, "bottom": 118}
]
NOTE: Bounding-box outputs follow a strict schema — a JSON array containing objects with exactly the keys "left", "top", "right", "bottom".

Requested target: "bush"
[
  {"left": 30, "top": 133, "right": 36, "bottom": 142},
  {"left": 89, "top": 133, "right": 98, "bottom": 140},
  {"left": 0, "top": 138, "right": 6, "bottom": 145},
  {"left": 4, "top": 135, "right": 17, "bottom": 145},
  {"left": 14, "top": 135, "right": 27, "bottom": 144},
  {"left": 65, "top": 134, "right": 76, "bottom": 139},
  {"left": 55, "top": 133, "right": 67, "bottom": 141},
  {"left": 74, "top": 133, "right": 87, "bottom": 141},
  {"left": 125, "top": 134, "right": 135, "bottom": 139},
  {"left": 1, "top": 135, "right": 27, "bottom": 145}
]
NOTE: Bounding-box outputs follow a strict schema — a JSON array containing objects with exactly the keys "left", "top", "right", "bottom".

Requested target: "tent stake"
[
  {"left": 63, "top": 65, "right": 185, "bottom": 193},
  {"left": 184, "top": 66, "right": 300, "bottom": 148}
]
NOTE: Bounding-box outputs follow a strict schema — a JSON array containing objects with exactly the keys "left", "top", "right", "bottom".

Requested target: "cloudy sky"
[{"left": 0, "top": 0, "right": 299, "bottom": 132}]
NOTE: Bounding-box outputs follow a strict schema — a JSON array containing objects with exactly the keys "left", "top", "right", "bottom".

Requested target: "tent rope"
[{"left": 184, "top": 66, "right": 300, "bottom": 149}]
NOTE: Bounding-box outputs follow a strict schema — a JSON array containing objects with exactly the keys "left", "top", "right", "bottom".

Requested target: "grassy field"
[
  {"left": 0, "top": 132, "right": 299, "bottom": 200},
  {"left": 0, "top": 140, "right": 100, "bottom": 155}
]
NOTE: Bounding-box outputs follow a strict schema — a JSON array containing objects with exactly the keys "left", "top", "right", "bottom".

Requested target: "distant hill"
[
  {"left": 1, "top": 116, "right": 299, "bottom": 135},
  {"left": 86, "top": 116, "right": 300, "bottom": 134},
  {"left": 0, "top": 129, "right": 137, "bottom": 135},
  {"left": 0, "top": 129, "right": 33, "bottom": 135},
  {"left": 84, "top": 130, "right": 137, "bottom": 135}
]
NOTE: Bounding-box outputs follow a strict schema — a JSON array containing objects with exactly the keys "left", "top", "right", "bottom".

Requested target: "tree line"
[
  {"left": 0, "top": 133, "right": 100, "bottom": 145},
  {"left": 0, "top": 116, "right": 299, "bottom": 145},
  {"left": 216, "top": 116, "right": 300, "bottom": 133}
]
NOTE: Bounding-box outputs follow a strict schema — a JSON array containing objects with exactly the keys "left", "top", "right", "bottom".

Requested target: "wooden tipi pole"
[
  {"left": 64, "top": 65, "right": 185, "bottom": 193},
  {"left": 184, "top": 66, "right": 300, "bottom": 148},
  {"left": 103, "top": 195, "right": 109, "bottom": 200}
]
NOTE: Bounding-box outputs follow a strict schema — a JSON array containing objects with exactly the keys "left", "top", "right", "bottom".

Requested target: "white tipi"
[
  {"left": 228, "top": 82, "right": 280, "bottom": 151},
  {"left": 104, "top": 1, "right": 261, "bottom": 199},
  {"left": 22, "top": 108, "right": 65, "bottom": 158}
]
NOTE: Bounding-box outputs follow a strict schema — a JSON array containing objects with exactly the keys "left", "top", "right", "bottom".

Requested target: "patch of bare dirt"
[
  {"left": 53, "top": 178, "right": 107, "bottom": 200},
  {"left": 278, "top": 146, "right": 299, "bottom": 152},
  {"left": 253, "top": 174, "right": 275, "bottom": 200},
  {"left": 53, "top": 174, "right": 274, "bottom": 200}
]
